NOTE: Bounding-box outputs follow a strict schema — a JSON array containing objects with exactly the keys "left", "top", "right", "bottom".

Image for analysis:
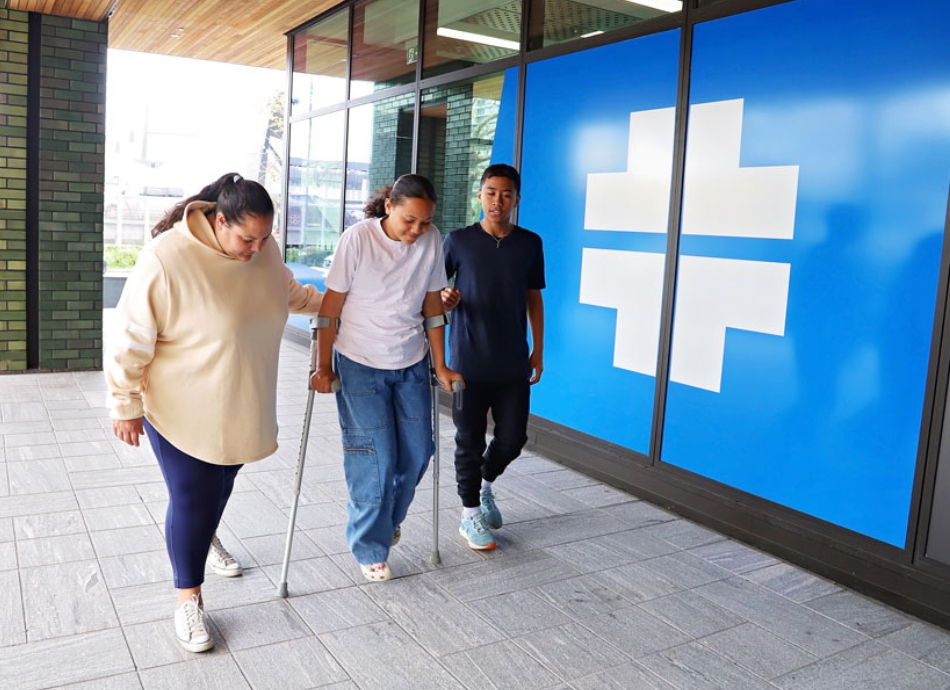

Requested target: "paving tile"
[
  {"left": 561, "top": 483, "right": 639, "bottom": 508},
  {"left": 514, "top": 622, "right": 630, "bottom": 681},
  {"left": 879, "top": 621, "right": 950, "bottom": 674},
  {"left": 320, "top": 620, "right": 464, "bottom": 690},
  {"left": 83, "top": 503, "right": 154, "bottom": 531},
  {"left": 54, "top": 428, "right": 110, "bottom": 444},
  {"left": 534, "top": 575, "right": 634, "bottom": 621},
  {"left": 287, "top": 500, "right": 349, "bottom": 530},
  {"left": 111, "top": 580, "right": 179, "bottom": 625},
  {"left": 602, "top": 500, "right": 678, "bottom": 529},
  {"left": 21, "top": 560, "right": 119, "bottom": 640},
  {"left": 701, "top": 622, "right": 818, "bottom": 679},
  {"left": 63, "top": 453, "right": 123, "bottom": 472},
  {"left": 290, "top": 587, "right": 389, "bottom": 634},
  {"left": 639, "top": 641, "right": 777, "bottom": 690},
  {"left": 0, "top": 421, "right": 52, "bottom": 437},
  {"left": 442, "top": 639, "right": 562, "bottom": 689},
  {"left": 18, "top": 534, "right": 97, "bottom": 568},
  {"left": 689, "top": 539, "right": 780, "bottom": 574},
  {"left": 49, "top": 672, "right": 144, "bottom": 689},
  {"left": 75, "top": 486, "right": 143, "bottom": 510},
  {"left": 695, "top": 577, "right": 867, "bottom": 657},
  {"left": 0, "top": 517, "right": 12, "bottom": 542},
  {"left": 4, "top": 444, "right": 62, "bottom": 461},
  {"left": 805, "top": 589, "right": 915, "bottom": 638},
  {"left": 587, "top": 561, "right": 683, "bottom": 603},
  {"left": 8, "top": 458, "right": 72, "bottom": 495},
  {"left": 3, "top": 431, "right": 57, "bottom": 447},
  {"left": 198, "top": 567, "right": 283, "bottom": 611},
  {"left": 139, "top": 654, "right": 252, "bottom": 690},
  {"left": 639, "top": 550, "right": 733, "bottom": 589},
  {"left": 99, "top": 550, "right": 171, "bottom": 588},
  {"left": 776, "top": 640, "right": 950, "bottom": 690},
  {"left": 500, "top": 473, "right": 591, "bottom": 515},
  {"left": 426, "top": 550, "right": 582, "bottom": 602},
  {"left": 363, "top": 574, "right": 504, "bottom": 656},
  {"left": 124, "top": 617, "right": 230, "bottom": 669},
  {"left": 0, "top": 401, "right": 49, "bottom": 423},
  {"left": 209, "top": 600, "right": 311, "bottom": 651},
  {"left": 14, "top": 510, "right": 85, "bottom": 539},
  {"left": 508, "top": 456, "right": 564, "bottom": 474},
  {"left": 59, "top": 440, "right": 116, "bottom": 458},
  {"left": 544, "top": 538, "right": 637, "bottom": 574},
  {"left": 572, "top": 662, "right": 678, "bottom": 690},
  {"left": 69, "top": 466, "right": 163, "bottom": 490},
  {"left": 462, "top": 589, "right": 570, "bottom": 638},
  {"left": 504, "top": 508, "right": 631, "bottom": 549},
  {"left": 233, "top": 637, "right": 349, "bottom": 690},
  {"left": 0, "top": 386, "right": 43, "bottom": 402},
  {"left": 584, "top": 606, "right": 692, "bottom": 659},
  {"left": 50, "top": 417, "right": 105, "bottom": 431},
  {"left": 0, "top": 629, "right": 134, "bottom": 690},
  {"left": 244, "top": 528, "right": 322, "bottom": 570},
  {"left": 0, "top": 569, "right": 25, "bottom": 646},
  {"left": 638, "top": 590, "right": 747, "bottom": 639},
  {"left": 220, "top": 490, "right": 291, "bottom": 538},
  {"left": 533, "top": 468, "right": 601, "bottom": 491},
  {"left": 0, "top": 540, "right": 16, "bottom": 570},
  {"left": 262, "top": 554, "right": 356, "bottom": 596},
  {"left": 640, "top": 519, "right": 729, "bottom": 550},
  {"left": 89, "top": 524, "right": 166, "bottom": 559},
  {"left": 742, "top": 562, "right": 842, "bottom": 603},
  {"left": 594, "top": 528, "right": 681, "bottom": 561},
  {"left": 0, "top": 490, "right": 79, "bottom": 519}
]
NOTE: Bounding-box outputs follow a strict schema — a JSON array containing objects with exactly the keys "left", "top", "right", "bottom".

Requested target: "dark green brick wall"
[{"left": 0, "top": 10, "right": 30, "bottom": 372}]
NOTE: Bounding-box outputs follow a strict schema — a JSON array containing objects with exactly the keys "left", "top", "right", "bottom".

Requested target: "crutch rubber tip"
[
  {"left": 277, "top": 583, "right": 288, "bottom": 598},
  {"left": 451, "top": 381, "right": 463, "bottom": 392},
  {"left": 430, "top": 551, "right": 441, "bottom": 566},
  {"left": 330, "top": 380, "right": 341, "bottom": 393}
]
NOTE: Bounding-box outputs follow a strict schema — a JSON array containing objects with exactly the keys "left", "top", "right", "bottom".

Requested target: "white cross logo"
[{"left": 580, "top": 99, "right": 799, "bottom": 392}]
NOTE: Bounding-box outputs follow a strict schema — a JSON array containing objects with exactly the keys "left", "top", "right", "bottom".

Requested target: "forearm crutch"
[{"left": 277, "top": 317, "right": 339, "bottom": 598}]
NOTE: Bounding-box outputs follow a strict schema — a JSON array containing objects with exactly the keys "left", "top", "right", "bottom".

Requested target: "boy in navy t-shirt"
[{"left": 442, "top": 164, "right": 545, "bottom": 549}]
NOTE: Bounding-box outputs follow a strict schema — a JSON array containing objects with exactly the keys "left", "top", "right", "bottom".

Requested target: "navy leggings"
[{"left": 144, "top": 420, "right": 241, "bottom": 589}]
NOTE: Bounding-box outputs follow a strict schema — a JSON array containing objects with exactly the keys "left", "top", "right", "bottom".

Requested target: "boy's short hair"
[{"left": 480, "top": 164, "right": 521, "bottom": 194}]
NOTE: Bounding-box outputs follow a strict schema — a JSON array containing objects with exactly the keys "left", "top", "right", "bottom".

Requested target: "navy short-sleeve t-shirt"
[{"left": 443, "top": 222, "right": 545, "bottom": 382}]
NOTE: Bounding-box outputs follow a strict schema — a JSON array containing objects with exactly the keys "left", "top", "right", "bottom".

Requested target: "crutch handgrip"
[
  {"left": 451, "top": 381, "right": 464, "bottom": 392},
  {"left": 330, "top": 379, "right": 341, "bottom": 393}
]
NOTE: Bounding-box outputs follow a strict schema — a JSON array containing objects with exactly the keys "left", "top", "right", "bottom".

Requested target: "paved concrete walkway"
[{"left": 3, "top": 328, "right": 950, "bottom": 689}]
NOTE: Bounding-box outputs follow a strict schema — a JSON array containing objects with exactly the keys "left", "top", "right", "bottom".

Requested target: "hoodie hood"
[{"left": 176, "top": 200, "right": 229, "bottom": 256}]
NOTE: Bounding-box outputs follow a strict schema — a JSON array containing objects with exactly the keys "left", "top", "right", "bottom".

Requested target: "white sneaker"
[
  {"left": 208, "top": 534, "right": 242, "bottom": 577},
  {"left": 174, "top": 594, "right": 213, "bottom": 653}
]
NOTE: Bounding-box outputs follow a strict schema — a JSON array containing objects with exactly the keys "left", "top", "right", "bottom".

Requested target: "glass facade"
[
  {"left": 422, "top": 0, "right": 521, "bottom": 79},
  {"left": 527, "top": 0, "right": 682, "bottom": 50},
  {"left": 351, "top": 0, "right": 421, "bottom": 96},
  {"left": 291, "top": 9, "right": 349, "bottom": 114}
]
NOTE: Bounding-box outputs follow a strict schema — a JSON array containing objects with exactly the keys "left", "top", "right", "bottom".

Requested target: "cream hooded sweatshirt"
[{"left": 106, "top": 201, "right": 323, "bottom": 465}]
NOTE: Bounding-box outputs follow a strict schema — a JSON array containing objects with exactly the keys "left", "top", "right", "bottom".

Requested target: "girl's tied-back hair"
[
  {"left": 363, "top": 173, "right": 438, "bottom": 220},
  {"left": 151, "top": 173, "right": 275, "bottom": 238}
]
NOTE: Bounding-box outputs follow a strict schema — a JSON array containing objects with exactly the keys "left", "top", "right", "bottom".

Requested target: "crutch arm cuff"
[
  {"left": 313, "top": 316, "right": 341, "bottom": 329},
  {"left": 423, "top": 313, "right": 449, "bottom": 329}
]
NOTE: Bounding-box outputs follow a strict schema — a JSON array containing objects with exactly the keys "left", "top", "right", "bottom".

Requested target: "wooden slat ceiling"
[{"left": 6, "top": 0, "right": 341, "bottom": 69}]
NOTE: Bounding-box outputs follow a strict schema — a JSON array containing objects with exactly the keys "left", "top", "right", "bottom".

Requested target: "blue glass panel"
[
  {"left": 661, "top": 0, "right": 950, "bottom": 547},
  {"left": 519, "top": 31, "right": 681, "bottom": 454}
]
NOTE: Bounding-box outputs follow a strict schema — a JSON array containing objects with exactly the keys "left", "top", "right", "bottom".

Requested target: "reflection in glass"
[
  {"left": 292, "top": 10, "right": 349, "bottom": 114},
  {"left": 351, "top": 0, "right": 421, "bottom": 97},
  {"left": 419, "top": 71, "right": 509, "bottom": 232},
  {"left": 286, "top": 112, "right": 345, "bottom": 267},
  {"left": 422, "top": 0, "right": 521, "bottom": 79},
  {"left": 528, "top": 0, "right": 681, "bottom": 50},
  {"left": 345, "top": 94, "right": 416, "bottom": 230}
]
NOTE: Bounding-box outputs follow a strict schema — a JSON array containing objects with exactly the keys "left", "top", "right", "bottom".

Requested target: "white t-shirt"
[{"left": 326, "top": 217, "right": 448, "bottom": 370}]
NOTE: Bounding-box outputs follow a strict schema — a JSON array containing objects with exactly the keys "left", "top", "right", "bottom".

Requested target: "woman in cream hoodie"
[{"left": 106, "top": 173, "right": 322, "bottom": 652}]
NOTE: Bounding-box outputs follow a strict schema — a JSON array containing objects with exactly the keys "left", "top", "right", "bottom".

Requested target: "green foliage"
[{"left": 104, "top": 244, "right": 142, "bottom": 270}]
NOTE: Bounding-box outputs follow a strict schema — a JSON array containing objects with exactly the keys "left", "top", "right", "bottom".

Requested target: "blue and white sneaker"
[
  {"left": 480, "top": 487, "right": 503, "bottom": 529},
  {"left": 459, "top": 512, "right": 496, "bottom": 550}
]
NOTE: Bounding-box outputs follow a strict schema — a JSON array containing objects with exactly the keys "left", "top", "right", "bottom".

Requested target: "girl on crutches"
[{"left": 310, "top": 174, "right": 463, "bottom": 582}]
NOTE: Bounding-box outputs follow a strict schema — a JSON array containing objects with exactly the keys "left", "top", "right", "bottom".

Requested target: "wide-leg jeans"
[{"left": 334, "top": 351, "right": 433, "bottom": 564}]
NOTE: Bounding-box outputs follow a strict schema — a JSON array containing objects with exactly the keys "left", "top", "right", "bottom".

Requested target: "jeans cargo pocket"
[{"left": 342, "top": 434, "right": 382, "bottom": 504}]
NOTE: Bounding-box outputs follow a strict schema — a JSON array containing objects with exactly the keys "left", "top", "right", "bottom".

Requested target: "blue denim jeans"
[{"left": 334, "top": 351, "right": 433, "bottom": 564}]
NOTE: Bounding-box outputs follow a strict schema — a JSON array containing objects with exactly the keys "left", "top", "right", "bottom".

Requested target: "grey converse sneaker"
[
  {"left": 208, "top": 534, "right": 242, "bottom": 577},
  {"left": 174, "top": 594, "right": 213, "bottom": 653}
]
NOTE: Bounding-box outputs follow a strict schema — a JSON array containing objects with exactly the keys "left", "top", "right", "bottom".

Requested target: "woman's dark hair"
[
  {"left": 151, "top": 173, "right": 274, "bottom": 237},
  {"left": 363, "top": 174, "right": 438, "bottom": 220}
]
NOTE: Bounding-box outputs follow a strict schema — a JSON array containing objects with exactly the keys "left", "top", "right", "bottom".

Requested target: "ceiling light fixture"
[
  {"left": 581, "top": 30, "right": 604, "bottom": 38},
  {"left": 626, "top": 0, "right": 683, "bottom": 11},
  {"left": 436, "top": 27, "right": 519, "bottom": 52}
]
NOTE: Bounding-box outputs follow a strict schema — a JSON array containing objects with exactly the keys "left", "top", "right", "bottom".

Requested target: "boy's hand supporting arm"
[
  {"left": 527, "top": 289, "right": 545, "bottom": 384},
  {"left": 311, "top": 289, "right": 346, "bottom": 393},
  {"left": 423, "top": 290, "right": 464, "bottom": 392}
]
